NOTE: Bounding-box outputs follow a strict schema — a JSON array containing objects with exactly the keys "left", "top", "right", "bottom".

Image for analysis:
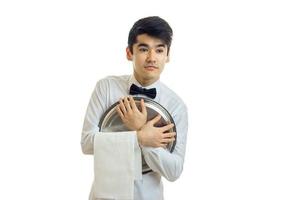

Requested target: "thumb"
[
  {"left": 150, "top": 114, "right": 161, "bottom": 125},
  {"left": 141, "top": 99, "right": 147, "bottom": 114}
]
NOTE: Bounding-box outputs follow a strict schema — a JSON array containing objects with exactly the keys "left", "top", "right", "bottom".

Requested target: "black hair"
[{"left": 128, "top": 16, "right": 173, "bottom": 55}]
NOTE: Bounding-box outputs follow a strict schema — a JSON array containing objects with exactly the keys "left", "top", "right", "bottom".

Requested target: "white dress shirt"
[{"left": 81, "top": 75, "right": 188, "bottom": 200}]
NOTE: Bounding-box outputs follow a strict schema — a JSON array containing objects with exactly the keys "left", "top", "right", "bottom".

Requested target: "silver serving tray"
[{"left": 98, "top": 97, "right": 176, "bottom": 174}]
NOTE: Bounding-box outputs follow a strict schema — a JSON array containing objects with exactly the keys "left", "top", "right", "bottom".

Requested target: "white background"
[{"left": 0, "top": 0, "right": 299, "bottom": 199}]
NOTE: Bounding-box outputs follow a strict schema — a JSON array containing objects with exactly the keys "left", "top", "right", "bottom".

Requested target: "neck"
[{"left": 133, "top": 74, "right": 158, "bottom": 87}]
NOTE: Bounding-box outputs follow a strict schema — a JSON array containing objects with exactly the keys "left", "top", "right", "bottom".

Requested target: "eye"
[
  {"left": 156, "top": 48, "right": 165, "bottom": 53},
  {"left": 139, "top": 47, "right": 148, "bottom": 52}
]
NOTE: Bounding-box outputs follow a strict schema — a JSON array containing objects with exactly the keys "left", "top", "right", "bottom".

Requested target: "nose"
[{"left": 146, "top": 49, "right": 156, "bottom": 63}]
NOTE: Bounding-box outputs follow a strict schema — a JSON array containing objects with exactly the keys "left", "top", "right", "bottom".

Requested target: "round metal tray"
[{"left": 98, "top": 97, "right": 176, "bottom": 174}]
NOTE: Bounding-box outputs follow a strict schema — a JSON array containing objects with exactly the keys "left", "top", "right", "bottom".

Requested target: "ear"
[{"left": 126, "top": 47, "right": 133, "bottom": 61}]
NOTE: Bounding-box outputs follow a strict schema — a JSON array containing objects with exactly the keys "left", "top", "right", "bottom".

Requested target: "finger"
[
  {"left": 162, "top": 137, "right": 175, "bottom": 143},
  {"left": 129, "top": 96, "right": 138, "bottom": 111},
  {"left": 119, "top": 99, "right": 127, "bottom": 113},
  {"left": 123, "top": 97, "right": 132, "bottom": 112},
  {"left": 140, "top": 98, "right": 147, "bottom": 114},
  {"left": 150, "top": 114, "right": 161, "bottom": 125},
  {"left": 116, "top": 105, "right": 124, "bottom": 119},
  {"left": 163, "top": 132, "right": 176, "bottom": 138},
  {"left": 160, "top": 123, "right": 175, "bottom": 132}
]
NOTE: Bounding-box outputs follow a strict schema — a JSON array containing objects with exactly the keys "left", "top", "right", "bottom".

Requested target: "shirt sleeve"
[
  {"left": 81, "top": 80, "right": 108, "bottom": 155},
  {"left": 141, "top": 104, "right": 188, "bottom": 182}
]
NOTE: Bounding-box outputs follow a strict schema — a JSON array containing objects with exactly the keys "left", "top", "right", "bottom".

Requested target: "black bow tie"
[{"left": 129, "top": 84, "right": 157, "bottom": 99}]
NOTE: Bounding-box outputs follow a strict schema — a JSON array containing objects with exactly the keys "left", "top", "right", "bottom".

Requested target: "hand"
[
  {"left": 137, "top": 115, "right": 176, "bottom": 148},
  {"left": 116, "top": 96, "right": 147, "bottom": 131}
]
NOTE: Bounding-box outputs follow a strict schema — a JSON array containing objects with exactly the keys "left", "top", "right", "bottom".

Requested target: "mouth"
[{"left": 144, "top": 66, "right": 158, "bottom": 71}]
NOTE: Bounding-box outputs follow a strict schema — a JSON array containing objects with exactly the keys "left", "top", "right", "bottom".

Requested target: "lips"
[
  {"left": 144, "top": 66, "right": 157, "bottom": 71},
  {"left": 144, "top": 66, "right": 158, "bottom": 70}
]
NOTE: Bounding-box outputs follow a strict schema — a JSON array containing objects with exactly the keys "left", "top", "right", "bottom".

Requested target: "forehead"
[{"left": 134, "top": 34, "right": 167, "bottom": 48}]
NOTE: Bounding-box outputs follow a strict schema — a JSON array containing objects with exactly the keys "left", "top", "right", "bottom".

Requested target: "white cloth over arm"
[{"left": 94, "top": 131, "right": 142, "bottom": 200}]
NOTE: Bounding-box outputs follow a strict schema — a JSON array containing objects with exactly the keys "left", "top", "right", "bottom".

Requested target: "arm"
[
  {"left": 81, "top": 80, "right": 107, "bottom": 155},
  {"left": 141, "top": 106, "right": 188, "bottom": 182},
  {"left": 116, "top": 97, "right": 188, "bottom": 181}
]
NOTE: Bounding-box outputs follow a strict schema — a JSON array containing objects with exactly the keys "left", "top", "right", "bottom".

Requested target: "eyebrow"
[{"left": 137, "top": 43, "right": 166, "bottom": 48}]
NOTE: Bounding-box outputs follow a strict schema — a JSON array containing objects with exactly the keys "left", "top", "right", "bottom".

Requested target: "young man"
[{"left": 81, "top": 16, "right": 188, "bottom": 200}]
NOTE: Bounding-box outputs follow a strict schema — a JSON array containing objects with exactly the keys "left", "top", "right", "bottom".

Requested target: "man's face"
[{"left": 126, "top": 34, "right": 170, "bottom": 86}]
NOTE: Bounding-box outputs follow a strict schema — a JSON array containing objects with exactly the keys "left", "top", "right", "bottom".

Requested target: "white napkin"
[{"left": 93, "top": 131, "right": 142, "bottom": 200}]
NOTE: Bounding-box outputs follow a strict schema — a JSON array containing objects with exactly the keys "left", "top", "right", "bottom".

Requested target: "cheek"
[
  {"left": 135, "top": 57, "right": 145, "bottom": 67},
  {"left": 133, "top": 60, "right": 143, "bottom": 72},
  {"left": 158, "top": 55, "right": 168, "bottom": 63}
]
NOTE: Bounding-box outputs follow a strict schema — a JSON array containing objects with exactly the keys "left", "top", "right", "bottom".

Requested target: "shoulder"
[
  {"left": 95, "top": 75, "right": 130, "bottom": 89},
  {"left": 96, "top": 75, "right": 129, "bottom": 85},
  {"left": 160, "top": 82, "right": 188, "bottom": 112}
]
